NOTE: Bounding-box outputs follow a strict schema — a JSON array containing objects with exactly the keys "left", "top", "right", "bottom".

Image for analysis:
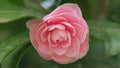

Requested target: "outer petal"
[
  {"left": 72, "top": 23, "right": 87, "bottom": 43},
  {"left": 30, "top": 23, "right": 40, "bottom": 49},
  {"left": 38, "top": 41, "right": 52, "bottom": 54},
  {"left": 65, "top": 37, "right": 80, "bottom": 57},
  {"left": 29, "top": 21, "right": 52, "bottom": 60},
  {"left": 50, "top": 45, "right": 67, "bottom": 55},
  {"left": 44, "top": 4, "right": 78, "bottom": 19},
  {"left": 37, "top": 48, "right": 52, "bottom": 60},
  {"left": 77, "top": 18, "right": 88, "bottom": 31},
  {"left": 51, "top": 53, "right": 72, "bottom": 64},
  {"left": 26, "top": 19, "right": 43, "bottom": 29},
  {"left": 75, "top": 34, "right": 89, "bottom": 60},
  {"left": 62, "top": 3, "right": 82, "bottom": 16}
]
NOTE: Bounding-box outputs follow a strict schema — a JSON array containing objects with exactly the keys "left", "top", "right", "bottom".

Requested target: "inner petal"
[
  {"left": 44, "top": 16, "right": 67, "bottom": 25},
  {"left": 61, "top": 22, "right": 76, "bottom": 36},
  {"left": 62, "top": 31, "right": 71, "bottom": 48},
  {"left": 40, "top": 24, "right": 65, "bottom": 42},
  {"left": 48, "top": 33, "right": 58, "bottom": 47},
  {"left": 51, "top": 29, "right": 67, "bottom": 43},
  {"left": 48, "top": 24, "right": 65, "bottom": 31}
]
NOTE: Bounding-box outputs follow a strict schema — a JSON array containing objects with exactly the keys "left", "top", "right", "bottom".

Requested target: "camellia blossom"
[{"left": 26, "top": 3, "right": 89, "bottom": 64}]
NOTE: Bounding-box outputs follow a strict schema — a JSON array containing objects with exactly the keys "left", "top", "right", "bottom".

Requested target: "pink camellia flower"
[{"left": 26, "top": 3, "right": 89, "bottom": 64}]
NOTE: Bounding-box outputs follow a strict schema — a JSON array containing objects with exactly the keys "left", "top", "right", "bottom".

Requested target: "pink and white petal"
[
  {"left": 40, "top": 24, "right": 66, "bottom": 42},
  {"left": 74, "top": 35, "right": 89, "bottom": 60},
  {"left": 77, "top": 18, "right": 88, "bottom": 31},
  {"left": 30, "top": 27, "right": 52, "bottom": 60},
  {"left": 26, "top": 19, "right": 43, "bottom": 29},
  {"left": 50, "top": 45, "right": 67, "bottom": 55},
  {"left": 34, "top": 29, "right": 52, "bottom": 54},
  {"left": 44, "top": 4, "right": 78, "bottom": 19},
  {"left": 72, "top": 23, "right": 87, "bottom": 43},
  {"left": 30, "top": 24, "right": 40, "bottom": 49},
  {"left": 57, "top": 30, "right": 67, "bottom": 38},
  {"left": 51, "top": 53, "right": 72, "bottom": 64},
  {"left": 48, "top": 24, "right": 65, "bottom": 31},
  {"left": 62, "top": 31, "right": 71, "bottom": 48},
  {"left": 61, "top": 3, "right": 82, "bottom": 16},
  {"left": 61, "top": 22, "right": 76, "bottom": 36},
  {"left": 50, "top": 29, "right": 67, "bottom": 42},
  {"left": 51, "top": 30, "right": 60, "bottom": 42},
  {"left": 65, "top": 37, "right": 80, "bottom": 57},
  {"left": 40, "top": 25, "right": 51, "bottom": 41},
  {"left": 44, "top": 16, "right": 67, "bottom": 25},
  {"left": 48, "top": 33, "right": 58, "bottom": 47},
  {"left": 38, "top": 40, "right": 52, "bottom": 54},
  {"left": 37, "top": 48, "right": 52, "bottom": 60},
  {"left": 57, "top": 13, "right": 81, "bottom": 24},
  {"left": 29, "top": 20, "right": 45, "bottom": 47}
]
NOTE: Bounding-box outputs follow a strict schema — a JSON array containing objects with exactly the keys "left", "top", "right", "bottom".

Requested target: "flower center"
[{"left": 51, "top": 29, "right": 67, "bottom": 43}]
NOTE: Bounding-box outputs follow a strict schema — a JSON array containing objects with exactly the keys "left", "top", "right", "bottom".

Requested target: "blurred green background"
[{"left": 0, "top": 0, "right": 120, "bottom": 68}]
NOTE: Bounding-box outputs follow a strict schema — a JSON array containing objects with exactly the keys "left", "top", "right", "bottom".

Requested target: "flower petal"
[
  {"left": 50, "top": 45, "right": 67, "bottom": 55},
  {"left": 37, "top": 48, "right": 52, "bottom": 60},
  {"left": 72, "top": 23, "right": 87, "bottom": 43},
  {"left": 44, "top": 4, "right": 78, "bottom": 19},
  {"left": 30, "top": 22, "right": 42, "bottom": 48},
  {"left": 48, "top": 24, "right": 65, "bottom": 31},
  {"left": 62, "top": 31, "right": 71, "bottom": 48},
  {"left": 75, "top": 34, "right": 89, "bottom": 60},
  {"left": 61, "top": 3, "right": 82, "bottom": 16},
  {"left": 26, "top": 19, "right": 43, "bottom": 29},
  {"left": 38, "top": 41, "right": 52, "bottom": 54},
  {"left": 51, "top": 53, "right": 71, "bottom": 64},
  {"left": 62, "top": 22, "right": 76, "bottom": 36},
  {"left": 65, "top": 37, "right": 80, "bottom": 57},
  {"left": 48, "top": 32, "right": 58, "bottom": 47},
  {"left": 44, "top": 16, "right": 67, "bottom": 25}
]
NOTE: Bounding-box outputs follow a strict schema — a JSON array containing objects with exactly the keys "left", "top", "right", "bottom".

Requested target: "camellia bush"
[{"left": 0, "top": 0, "right": 120, "bottom": 68}]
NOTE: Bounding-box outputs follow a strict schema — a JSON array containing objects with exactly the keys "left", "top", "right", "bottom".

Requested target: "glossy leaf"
[
  {"left": 0, "top": 30, "right": 29, "bottom": 63},
  {"left": 1, "top": 44, "right": 30, "bottom": 68},
  {"left": 106, "top": 28, "right": 120, "bottom": 55},
  {"left": 0, "top": 0, "right": 46, "bottom": 23},
  {"left": 86, "top": 36, "right": 105, "bottom": 59},
  {"left": 87, "top": 21, "right": 120, "bottom": 56}
]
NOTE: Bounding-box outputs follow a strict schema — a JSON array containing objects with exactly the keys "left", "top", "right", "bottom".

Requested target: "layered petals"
[
  {"left": 65, "top": 37, "right": 80, "bottom": 57},
  {"left": 27, "top": 3, "right": 89, "bottom": 64}
]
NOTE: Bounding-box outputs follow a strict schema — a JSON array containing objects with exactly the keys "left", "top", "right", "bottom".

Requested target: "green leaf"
[
  {"left": 0, "top": 0, "right": 46, "bottom": 23},
  {"left": 1, "top": 44, "right": 30, "bottom": 68},
  {"left": 86, "top": 36, "right": 105, "bottom": 59},
  {"left": 88, "top": 21, "right": 120, "bottom": 41},
  {"left": 106, "top": 28, "right": 120, "bottom": 55},
  {"left": 87, "top": 21, "right": 120, "bottom": 56},
  {"left": 0, "top": 30, "right": 29, "bottom": 63}
]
